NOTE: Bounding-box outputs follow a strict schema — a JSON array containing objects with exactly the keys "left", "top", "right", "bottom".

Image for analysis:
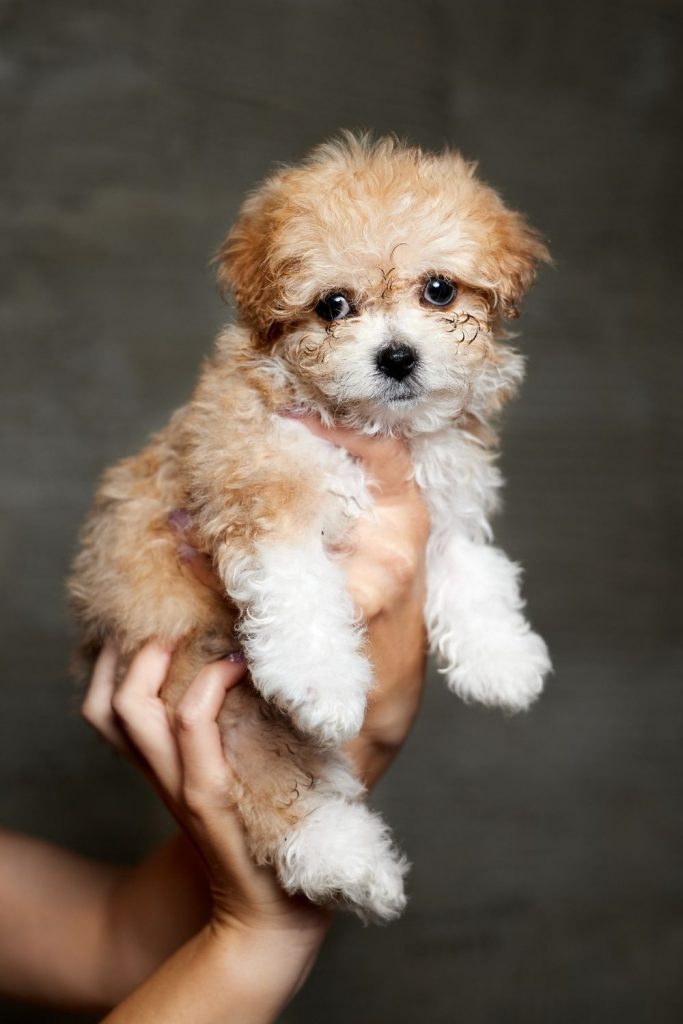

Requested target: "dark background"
[{"left": 1, "top": 0, "right": 682, "bottom": 1020}]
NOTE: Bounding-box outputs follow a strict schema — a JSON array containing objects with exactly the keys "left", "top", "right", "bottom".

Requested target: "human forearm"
[
  {"left": 102, "top": 919, "right": 324, "bottom": 1024},
  {"left": 102, "top": 832, "right": 211, "bottom": 1002},
  {"left": 0, "top": 828, "right": 213, "bottom": 1010},
  {"left": 0, "top": 829, "right": 123, "bottom": 1009}
]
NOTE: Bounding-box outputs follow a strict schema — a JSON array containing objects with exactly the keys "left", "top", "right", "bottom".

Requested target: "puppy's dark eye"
[
  {"left": 422, "top": 276, "right": 457, "bottom": 307},
  {"left": 315, "top": 292, "right": 353, "bottom": 321}
]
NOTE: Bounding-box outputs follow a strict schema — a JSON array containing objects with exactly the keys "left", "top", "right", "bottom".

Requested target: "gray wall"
[{"left": 1, "top": 0, "right": 681, "bottom": 1020}]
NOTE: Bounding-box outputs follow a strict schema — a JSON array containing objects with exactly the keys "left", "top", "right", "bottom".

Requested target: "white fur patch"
[
  {"left": 227, "top": 537, "right": 373, "bottom": 744},
  {"left": 414, "top": 425, "right": 551, "bottom": 711},
  {"left": 426, "top": 533, "right": 551, "bottom": 710},
  {"left": 276, "top": 798, "right": 408, "bottom": 922}
]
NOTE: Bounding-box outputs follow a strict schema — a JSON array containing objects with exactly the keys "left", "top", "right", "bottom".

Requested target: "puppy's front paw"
[
  {"left": 248, "top": 644, "right": 371, "bottom": 744},
  {"left": 444, "top": 621, "right": 551, "bottom": 712},
  {"left": 289, "top": 670, "right": 369, "bottom": 744}
]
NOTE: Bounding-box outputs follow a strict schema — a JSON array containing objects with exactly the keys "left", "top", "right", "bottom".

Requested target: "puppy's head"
[{"left": 216, "top": 134, "right": 549, "bottom": 428}]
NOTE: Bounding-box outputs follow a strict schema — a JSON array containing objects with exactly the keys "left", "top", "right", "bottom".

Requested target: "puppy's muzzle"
[{"left": 376, "top": 342, "right": 418, "bottom": 382}]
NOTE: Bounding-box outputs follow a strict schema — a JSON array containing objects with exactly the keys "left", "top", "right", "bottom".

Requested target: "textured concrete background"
[{"left": 1, "top": 0, "right": 682, "bottom": 1020}]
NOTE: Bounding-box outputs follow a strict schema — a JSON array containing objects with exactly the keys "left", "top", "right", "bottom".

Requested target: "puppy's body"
[{"left": 70, "top": 136, "right": 551, "bottom": 921}]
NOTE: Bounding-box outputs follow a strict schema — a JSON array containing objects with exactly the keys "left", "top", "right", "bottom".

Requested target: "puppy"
[{"left": 70, "top": 134, "right": 551, "bottom": 922}]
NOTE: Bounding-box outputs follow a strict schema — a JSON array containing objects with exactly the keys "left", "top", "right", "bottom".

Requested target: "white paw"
[
  {"left": 246, "top": 648, "right": 371, "bottom": 744},
  {"left": 276, "top": 800, "right": 409, "bottom": 922},
  {"left": 443, "top": 621, "right": 551, "bottom": 712},
  {"left": 289, "top": 681, "right": 368, "bottom": 745}
]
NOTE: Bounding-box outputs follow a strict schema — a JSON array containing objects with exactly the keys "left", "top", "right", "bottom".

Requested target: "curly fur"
[{"left": 69, "top": 133, "right": 551, "bottom": 921}]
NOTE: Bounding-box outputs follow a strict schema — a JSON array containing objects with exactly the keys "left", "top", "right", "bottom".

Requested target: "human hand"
[
  {"left": 86, "top": 645, "right": 330, "bottom": 1022},
  {"left": 83, "top": 644, "right": 330, "bottom": 953}
]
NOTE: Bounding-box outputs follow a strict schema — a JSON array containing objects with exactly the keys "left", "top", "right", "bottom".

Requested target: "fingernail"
[
  {"left": 224, "top": 651, "right": 246, "bottom": 663},
  {"left": 168, "top": 509, "right": 193, "bottom": 533},
  {"left": 178, "top": 542, "right": 198, "bottom": 562}
]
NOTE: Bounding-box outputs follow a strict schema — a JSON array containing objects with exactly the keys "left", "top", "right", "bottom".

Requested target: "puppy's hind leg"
[
  {"left": 221, "top": 690, "right": 408, "bottom": 922},
  {"left": 276, "top": 786, "right": 409, "bottom": 923}
]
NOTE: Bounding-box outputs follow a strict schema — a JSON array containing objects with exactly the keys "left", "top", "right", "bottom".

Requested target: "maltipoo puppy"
[{"left": 70, "top": 134, "right": 551, "bottom": 921}]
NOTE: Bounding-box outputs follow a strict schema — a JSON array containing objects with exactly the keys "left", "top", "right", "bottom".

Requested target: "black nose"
[{"left": 376, "top": 343, "right": 418, "bottom": 381}]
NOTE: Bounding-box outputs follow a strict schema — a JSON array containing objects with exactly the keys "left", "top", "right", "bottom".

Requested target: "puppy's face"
[{"left": 218, "top": 136, "right": 549, "bottom": 429}]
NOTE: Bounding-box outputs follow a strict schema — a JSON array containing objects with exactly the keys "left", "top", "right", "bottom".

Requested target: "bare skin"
[
  {"left": 0, "top": 418, "right": 429, "bottom": 1012},
  {"left": 99, "top": 645, "right": 329, "bottom": 1023}
]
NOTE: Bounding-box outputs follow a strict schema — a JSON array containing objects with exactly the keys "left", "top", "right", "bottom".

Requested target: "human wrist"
[
  {"left": 205, "top": 913, "right": 327, "bottom": 1004},
  {"left": 209, "top": 903, "right": 329, "bottom": 956},
  {"left": 102, "top": 914, "right": 325, "bottom": 1023}
]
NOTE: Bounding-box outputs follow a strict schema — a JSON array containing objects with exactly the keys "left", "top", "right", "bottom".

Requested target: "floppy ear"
[
  {"left": 213, "top": 174, "right": 299, "bottom": 339},
  {"left": 214, "top": 191, "right": 274, "bottom": 335},
  {"left": 485, "top": 207, "right": 551, "bottom": 320}
]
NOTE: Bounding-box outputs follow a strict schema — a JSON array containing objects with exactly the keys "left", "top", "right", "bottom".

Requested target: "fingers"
[
  {"left": 114, "top": 642, "right": 173, "bottom": 704},
  {"left": 81, "top": 643, "right": 129, "bottom": 752},
  {"left": 172, "top": 659, "right": 260, "bottom": 895},
  {"left": 84, "top": 641, "right": 249, "bottom": 838},
  {"left": 281, "top": 412, "right": 414, "bottom": 493},
  {"left": 110, "top": 642, "right": 181, "bottom": 796},
  {"left": 83, "top": 643, "right": 262, "bottom": 910},
  {"left": 174, "top": 657, "right": 248, "bottom": 807}
]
